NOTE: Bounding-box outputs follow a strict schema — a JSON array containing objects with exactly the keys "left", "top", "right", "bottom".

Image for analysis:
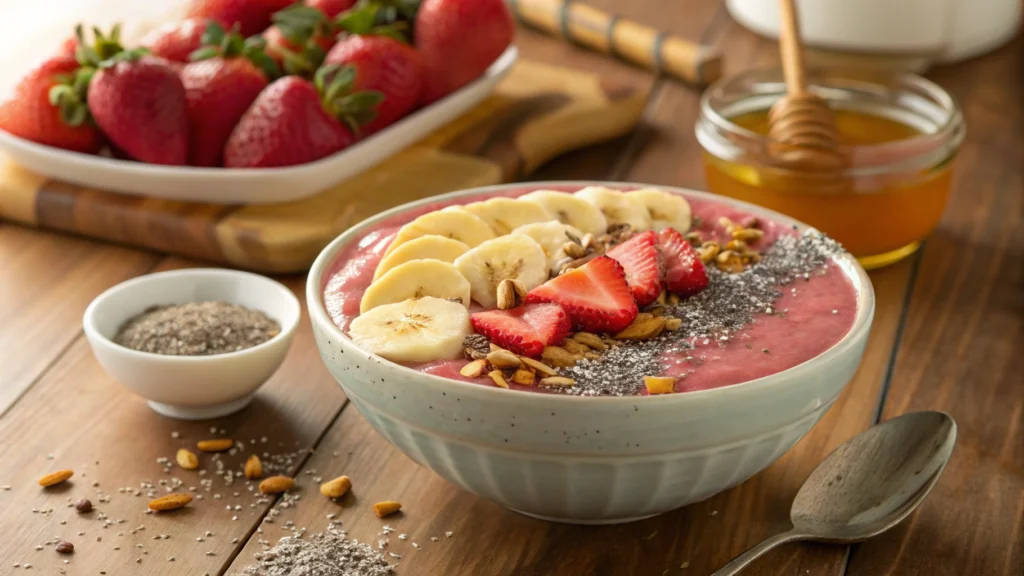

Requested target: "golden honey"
[{"left": 697, "top": 70, "right": 964, "bottom": 269}]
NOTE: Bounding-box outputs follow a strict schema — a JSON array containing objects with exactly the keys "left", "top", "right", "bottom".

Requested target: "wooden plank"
[
  {"left": 846, "top": 38, "right": 1024, "bottom": 576},
  {"left": 0, "top": 225, "right": 157, "bottom": 415},
  {"left": 0, "top": 260, "right": 346, "bottom": 576}
]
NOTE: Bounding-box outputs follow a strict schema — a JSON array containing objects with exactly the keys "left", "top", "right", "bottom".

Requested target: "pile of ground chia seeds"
[
  {"left": 241, "top": 529, "right": 394, "bottom": 576},
  {"left": 114, "top": 301, "right": 281, "bottom": 356},
  {"left": 555, "top": 230, "right": 845, "bottom": 396}
]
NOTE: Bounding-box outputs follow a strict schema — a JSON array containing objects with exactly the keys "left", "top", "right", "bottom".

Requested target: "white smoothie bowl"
[
  {"left": 306, "top": 182, "right": 875, "bottom": 524},
  {"left": 84, "top": 268, "right": 300, "bottom": 420}
]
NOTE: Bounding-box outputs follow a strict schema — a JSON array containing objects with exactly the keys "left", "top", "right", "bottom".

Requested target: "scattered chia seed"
[
  {"left": 241, "top": 529, "right": 393, "bottom": 576},
  {"left": 554, "top": 230, "right": 845, "bottom": 396},
  {"left": 114, "top": 301, "right": 281, "bottom": 356}
]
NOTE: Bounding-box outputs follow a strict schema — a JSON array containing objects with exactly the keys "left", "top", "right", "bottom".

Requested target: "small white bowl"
[
  {"left": 0, "top": 46, "right": 517, "bottom": 204},
  {"left": 307, "top": 182, "right": 876, "bottom": 524},
  {"left": 84, "top": 268, "right": 300, "bottom": 420}
]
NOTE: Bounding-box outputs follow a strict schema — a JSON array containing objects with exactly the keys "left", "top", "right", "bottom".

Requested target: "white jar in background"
[{"left": 727, "top": 0, "right": 1020, "bottom": 65}]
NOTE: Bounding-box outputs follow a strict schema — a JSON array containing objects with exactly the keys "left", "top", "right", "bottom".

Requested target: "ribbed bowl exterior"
[{"left": 311, "top": 315, "right": 867, "bottom": 523}]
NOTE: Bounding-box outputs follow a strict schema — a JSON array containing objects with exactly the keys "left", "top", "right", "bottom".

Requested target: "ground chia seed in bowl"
[{"left": 114, "top": 301, "right": 281, "bottom": 356}]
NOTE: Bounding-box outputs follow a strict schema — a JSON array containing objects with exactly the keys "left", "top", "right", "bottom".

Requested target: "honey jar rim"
[{"left": 696, "top": 68, "right": 965, "bottom": 177}]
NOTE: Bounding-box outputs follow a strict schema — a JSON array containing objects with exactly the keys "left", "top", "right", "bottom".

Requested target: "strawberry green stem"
[{"left": 314, "top": 64, "right": 384, "bottom": 135}]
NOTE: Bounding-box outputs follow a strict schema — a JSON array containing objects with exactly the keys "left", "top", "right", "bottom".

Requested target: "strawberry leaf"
[
  {"left": 336, "top": 3, "right": 411, "bottom": 42},
  {"left": 273, "top": 5, "right": 330, "bottom": 44},
  {"left": 336, "top": 5, "right": 379, "bottom": 35},
  {"left": 47, "top": 67, "right": 95, "bottom": 128},
  {"left": 189, "top": 46, "right": 220, "bottom": 61},
  {"left": 73, "top": 22, "right": 126, "bottom": 67},
  {"left": 315, "top": 64, "right": 383, "bottom": 135},
  {"left": 243, "top": 37, "right": 283, "bottom": 80},
  {"left": 200, "top": 21, "right": 227, "bottom": 47}
]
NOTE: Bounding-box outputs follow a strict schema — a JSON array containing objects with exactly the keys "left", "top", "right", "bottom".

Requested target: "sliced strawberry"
[
  {"left": 658, "top": 228, "right": 708, "bottom": 296},
  {"left": 470, "top": 303, "right": 571, "bottom": 358},
  {"left": 606, "top": 231, "right": 662, "bottom": 307},
  {"left": 525, "top": 256, "right": 639, "bottom": 334}
]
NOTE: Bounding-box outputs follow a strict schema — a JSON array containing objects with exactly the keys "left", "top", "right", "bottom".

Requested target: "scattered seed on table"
[{"left": 55, "top": 541, "right": 74, "bottom": 554}]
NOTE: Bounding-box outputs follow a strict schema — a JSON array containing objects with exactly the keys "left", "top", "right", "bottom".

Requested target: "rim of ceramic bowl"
[
  {"left": 84, "top": 268, "right": 301, "bottom": 362},
  {"left": 307, "top": 181, "right": 875, "bottom": 404}
]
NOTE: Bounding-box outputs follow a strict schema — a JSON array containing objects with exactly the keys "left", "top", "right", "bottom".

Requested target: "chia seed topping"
[
  {"left": 114, "top": 301, "right": 281, "bottom": 356},
  {"left": 554, "top": 230, "right": 845, "bottom": 396}
]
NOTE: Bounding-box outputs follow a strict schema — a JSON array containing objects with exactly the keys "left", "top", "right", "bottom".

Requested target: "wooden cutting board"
[{"left": 0, "top": 59, "right": 647, "bottom": 273}]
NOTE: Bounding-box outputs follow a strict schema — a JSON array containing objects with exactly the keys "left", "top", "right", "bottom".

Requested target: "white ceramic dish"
[
  {"left": 306, "top": 181, "right": 876, "bottom": 524},
  {"left": 84, "top": 268, "right": 300, "bottom": 420},
  {"left": 0, "top": 46, "right": 518, "bottom": 205}
]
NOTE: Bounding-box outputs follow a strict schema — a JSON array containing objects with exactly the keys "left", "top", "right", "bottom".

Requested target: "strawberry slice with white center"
[
  {"left": 470, "top": 303, "right": 571, "bottom": 358},
  {"left": 658, "top": 227, "right": 708, "bottom": 296},
  {"left": 525, "top": 256, "right": 639, "bottom": 334},
  {"left": 606, "top": 230, "right": 663, "bottom": 307}
]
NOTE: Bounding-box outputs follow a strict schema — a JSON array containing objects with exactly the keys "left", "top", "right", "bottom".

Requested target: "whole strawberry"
[
  {"left": 415, "top": 0, "right": 513, "bottom": 103},
  {"left": 224, "top": 64, "right": 382, "bottom": 168},
  {"left": 139, "top": 18, "right": 211, "bottom": 63},
  {"left": 89, "top": 52, "right": 189, "bottom": 165},
  {"left": 182, "top": 23, "right": 280, "bottom": 166},
  {"left": 324, "top": 34, "right": 423, "bottom": 134},
  {"left": 0, "top": 56, "right": 102, "bottom": 153},
  {"left": 263, "top": 0, "right": 359, "bottom": 76},
  {"left": 187, "top": 0, "right": 296, "bottom": 37},
  {"left": 263, "top": 24, "right": 335, "bottom": 76}
]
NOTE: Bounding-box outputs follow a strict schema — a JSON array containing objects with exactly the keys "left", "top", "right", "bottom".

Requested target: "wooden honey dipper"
[{"left": 767, "top": 0, "right": 847, "bottom": 171}]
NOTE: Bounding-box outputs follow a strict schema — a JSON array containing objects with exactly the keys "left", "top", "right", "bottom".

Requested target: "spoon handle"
[{"left": 710, "top": 530, "right": 806, "bottom": 576}]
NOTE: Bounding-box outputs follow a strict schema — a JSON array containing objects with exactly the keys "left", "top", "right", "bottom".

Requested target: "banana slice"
[
  {"left": 385, "top": 207, "right": 495, "bottom": 257},
  {"left": 629, "top": 187, "right": 692, "bottom": 232},
  {"left": 512, "top": 221, "right": 585, "bottom": 274},
  {"left": 373, "top": 235, "right": 470, "bottom": 281},
  {"left": 454, "top": 234, "right": 548, "bottom": 308},
  {"left": 348, "top": 296, "right": 472, "bottom": 363},
  {"left": 519, "top": 190, "right": 608, "bottom": 236},
  {"left": 463, "top": 198, "right": 553, "bottom": 235},
  {"left": 575, "top": 186, "right": 652, "bottom": 231},
  {"left": 360, "top": 259, "right": 471, "bottom": 314}
]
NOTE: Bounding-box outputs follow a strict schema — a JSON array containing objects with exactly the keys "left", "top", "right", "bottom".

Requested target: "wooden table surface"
[{"left": 0, "top": 1, "right": 1021, "bottom": 575}]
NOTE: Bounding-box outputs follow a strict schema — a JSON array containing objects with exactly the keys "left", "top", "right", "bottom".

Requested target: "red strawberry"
[
  {"left": 415, "top": 0, "right": 514, "bottom": 103},
  {"left": 526, "top": 256, "right": 639, "bottom": 334},
  {"left": 324, "top": 34, "right": 423, "bottom": 134},
  {"left": 181, "top": 24, "right": 280, "bottom": 166},
  {"left": 607, "top": 231, "right": 663, "bottom": 308},
  {"left": 0, "top": 56, "right": 102, "bottom": 154},
  {"left": 57, "top": 36, "right": 78, "bottom": 58},
  {"left": 262, "top": 0, "right": 375, "bottom": 77},
  {"left": 658, "top": 228, "right": 708, "bottom": 296},
  {"left": 139, "top": 18, "right": 211, "bottom": 63},
  {"left": 470, "top": 303, "right": 571, "bottom": 358},
  {"left": 89, "top": 53, "right": 189, "bottom": 165},
  {"left": 186, "top": 0, "right": 295, "bottom": 36},
  {"left": 309, "top": 0, "right": 356, "bottom": 17},
  {"left": 224, "top": 64, "right": 380, "bottom": 168}
]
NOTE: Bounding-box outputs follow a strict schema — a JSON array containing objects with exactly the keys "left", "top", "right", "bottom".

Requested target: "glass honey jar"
[{"left": 696, "top": 69, "right": 964, "bottom": 269}]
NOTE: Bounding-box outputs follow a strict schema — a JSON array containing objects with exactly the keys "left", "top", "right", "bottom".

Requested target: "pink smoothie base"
[{"left": 322, "top": 185, "right": 858, "bottom": 396}]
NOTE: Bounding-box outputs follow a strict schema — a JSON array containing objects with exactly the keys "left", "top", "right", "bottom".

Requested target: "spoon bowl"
[
  {"left": 713, "top": 411, "right": 956, "bottom": 575},
  {"left": 791, "top": 411, "right": 956, "bottom": 541}
]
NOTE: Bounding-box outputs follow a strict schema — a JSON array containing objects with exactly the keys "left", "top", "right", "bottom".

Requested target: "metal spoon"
[{"left": 712, "top": 411, "right": 957, "bottom": 576}]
